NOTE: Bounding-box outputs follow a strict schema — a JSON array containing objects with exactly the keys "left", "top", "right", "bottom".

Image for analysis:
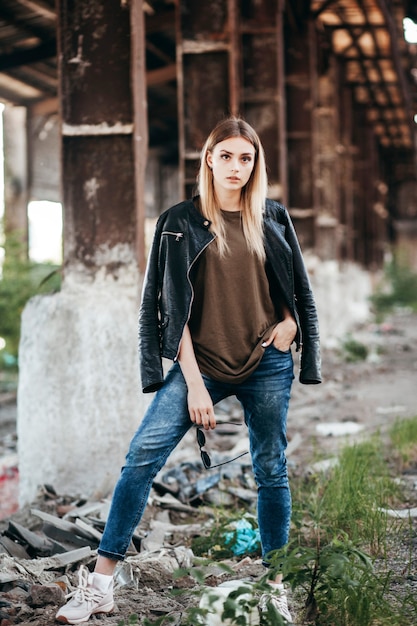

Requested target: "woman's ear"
[{"left": 206, "top": 151, "right": 213, "bottom": 169}]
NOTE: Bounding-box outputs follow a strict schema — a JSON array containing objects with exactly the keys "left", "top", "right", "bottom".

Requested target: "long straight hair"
[{"left": 197, "top": 117, "right": 268, "bottom": 260}]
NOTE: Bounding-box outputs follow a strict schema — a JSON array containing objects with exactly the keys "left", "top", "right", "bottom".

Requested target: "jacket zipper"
[
  {"left": 174, "top": 234, "right": 216, "bottom": 361},
  {"left": 162, "top": 231, "right": 184, "bottom": 241}
]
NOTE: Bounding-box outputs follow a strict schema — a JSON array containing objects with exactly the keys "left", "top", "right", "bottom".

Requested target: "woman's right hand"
[
  {"left": 177, "top": 324, "right": 216, "bottom": 430},
  {"left": 187, "top": 382, "right": 216, "bottom": 430}
]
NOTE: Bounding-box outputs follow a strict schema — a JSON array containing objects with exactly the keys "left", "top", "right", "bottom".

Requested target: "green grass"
[
  {"left": 156, "top": 418, "right": 417, "bottom": 626},
  {"left": 316, "top": 439, "right": 398, "bottom": 553},
  {"left": 389, "top": 416, "right": 417, "bottom": 470},
  {"left": 0, "top": 234, "right": 61, "bottom": 366},
  {"left": 371, "top": 258, "right": 417, "bottom": 319},
  {"left": 340, "top": 335, "right": 369, "bottom": 362}
]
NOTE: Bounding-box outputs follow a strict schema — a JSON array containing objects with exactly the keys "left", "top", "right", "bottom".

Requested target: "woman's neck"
[{"left": 214, "top": 187, "right": 242, "bottom": 212}]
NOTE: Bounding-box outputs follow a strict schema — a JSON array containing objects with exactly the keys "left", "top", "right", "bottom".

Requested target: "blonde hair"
[{"left": 197, "top": 117, "right": 268, "bottom": 260}]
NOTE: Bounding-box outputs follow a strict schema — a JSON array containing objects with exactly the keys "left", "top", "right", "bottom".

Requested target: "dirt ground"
[{"left": 0, "top": 308, "right": 416, "bottom": 625}]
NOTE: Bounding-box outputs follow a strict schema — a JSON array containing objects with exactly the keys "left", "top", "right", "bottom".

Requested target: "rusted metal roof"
[
  {"left": 0, "top": 0, "right": 177, "bottom": 147},
  {"left": 311, "top": 0, "right": 417, "bottom": 148},
  {"left": 0, "top": 0, "right": 57, "bottom": 102},
  {"left": 0, "top": 0, "right": 415, "bottom": 152}
]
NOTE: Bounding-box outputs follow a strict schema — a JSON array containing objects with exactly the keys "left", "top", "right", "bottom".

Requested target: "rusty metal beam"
[
  {"left": 130, "top": 0, "right": 148, "bottom": 274},
  {"left": 0, "top": 4, "right": 53, "bottom": 40},
  {"left": 177, "top": 0, "right": 237, "bottom": 198},
  {"left": 0, "top": 40, "right": 56, "bottom": 71},
  {"left": 3, "top": 105, "right": 29, "bottom": 257},
  {"left": 314, "top": 0, "right": 414, "bottom": 147},
  {"left": 228, "top": 0, "right": 240, "bottom": 116},
  {"left": 241, "top": 0, "right": 286, "bottom": 202},
  {"left": 145, "top": 7, "right": 176, "bottom": 35},
  {"left": 329, "top": 3, "right": 400, "bottom": 145},
  {"left": 310, "top": 0, "right": 339, "bottom": 19},
  {"left": 277, "top": 0, "right": 287, "bottom": 205},
  {"left": 14, "top": 0, "right": 56, "bottom": 23},
  {"left": 377, "top": 0, "right": 414, "bottom": 124},
  {"left": 147, "top": 63, "right": 176, "bottom": 86},
  {"left": 58, "top": 0, "right": 136, "bottom": 270}
]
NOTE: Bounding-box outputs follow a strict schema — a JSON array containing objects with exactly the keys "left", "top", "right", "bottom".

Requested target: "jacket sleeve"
[
  {"left": 283, "top": 207, "right": 322, "bottom": 385},
  {"left": 138, "top": 217, "right": 165, "bottom": 393}
]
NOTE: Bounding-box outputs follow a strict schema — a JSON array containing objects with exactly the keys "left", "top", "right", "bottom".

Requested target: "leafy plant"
[
  {"left": 371, "top": 258, "right": 417, "bottom": 318},
  {"left": 0, "top": 234, "right": 61, "bottom": 366},
  {"left": 118, "top": 615, "right": 139, "bottom": 625},
  {"left": 191, "top": 510, "right": 261, "bottom": 559},
  {"left": 268, "top": 536, "right": 408, "bottom": 625},
  {"left": 143, "top": 427, "right": 417, "bottom": 625},
  {"left": 389, "top": 416, "right": 417, "bottom": 470},
  {"left": 171, "top": 565, "right": 289, "bottom": 626},
  {"left": 340, "top": 335, "right": 368, "bottom": 362}
]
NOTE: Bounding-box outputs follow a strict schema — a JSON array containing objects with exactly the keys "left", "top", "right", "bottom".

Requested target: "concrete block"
[{"left": 17, "top": 264, "right": 149, "bottom": 505}]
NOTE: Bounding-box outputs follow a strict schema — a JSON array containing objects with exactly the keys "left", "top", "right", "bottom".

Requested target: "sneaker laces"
[
  {"left": 65, "top": 565, "right": 104, "bottom": 605},
  {"left": 268, "top": 591, "right": 289, "bottom": 614},
  {"left": 260, "top": 587, "right": 292, "bottom": 624}
]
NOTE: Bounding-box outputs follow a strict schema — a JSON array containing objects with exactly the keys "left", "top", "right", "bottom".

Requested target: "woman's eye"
[
  {"left": 221, "top": 154, "right": 230, "bottom": 160},
  {"left": 242, "top": 157, "right": 252, "bottom": 163}
]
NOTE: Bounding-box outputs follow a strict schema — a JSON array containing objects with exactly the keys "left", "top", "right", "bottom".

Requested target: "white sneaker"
[
  {"left": 259, "top": 583, "right": 293, "bottom": 624},
  {"left": 56, "top": 565, "right": 114, "bottom": 624}
]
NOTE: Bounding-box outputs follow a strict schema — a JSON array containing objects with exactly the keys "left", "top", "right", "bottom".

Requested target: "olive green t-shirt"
[{"left": 188, "top": 209, "right": 282, "bottom": 383}]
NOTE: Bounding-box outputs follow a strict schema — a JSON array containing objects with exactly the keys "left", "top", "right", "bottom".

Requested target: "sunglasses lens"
[
  {"left": 201, "top": 450, "right": 211, "bottom": 468},
  {"left": 196, "top": 429, "right": 206, "bottom": 446}
]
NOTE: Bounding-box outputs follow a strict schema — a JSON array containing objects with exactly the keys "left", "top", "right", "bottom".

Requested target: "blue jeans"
[{"left": 98, "top": 346, "right": 294, "bottom": 562}]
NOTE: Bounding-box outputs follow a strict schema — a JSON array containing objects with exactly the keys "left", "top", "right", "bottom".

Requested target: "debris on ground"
[{"left": 0, "top": 311, "right": 416, "bottom": 624}]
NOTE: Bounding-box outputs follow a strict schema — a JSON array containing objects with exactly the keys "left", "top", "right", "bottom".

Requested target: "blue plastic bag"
[{"left": 224, "top": 518, "right": 261, "bottom": 555}]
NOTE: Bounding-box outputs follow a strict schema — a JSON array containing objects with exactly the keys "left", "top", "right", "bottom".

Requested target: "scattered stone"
[
  {"left": 316, "top": 421, "right": 364, "bottom": 436},
  {"left": 27, "top": 583, "right": 65, "bottom": 607},
  {"left": 306, "top": 457, "right": 339, "bottom": 474},
  {"left": 379, "top": 507, "right": 417, "bottom": 519},
  {"left": 376, "top": 405, "right": 407, "bottom": 415}
]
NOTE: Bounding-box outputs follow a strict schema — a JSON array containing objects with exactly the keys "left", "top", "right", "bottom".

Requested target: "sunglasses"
[{"left": 196, "top": 422, "right": 249, "bottom": 470}]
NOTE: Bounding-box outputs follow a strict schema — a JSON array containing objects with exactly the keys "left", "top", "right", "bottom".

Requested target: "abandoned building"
[{"left": 0, "top": 0, "right": 416, "bottom": 503}]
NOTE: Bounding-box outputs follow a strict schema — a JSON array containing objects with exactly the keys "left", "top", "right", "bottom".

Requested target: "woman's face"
[{"left": 207, "top": 136, "right": 256, "bottom": 195}]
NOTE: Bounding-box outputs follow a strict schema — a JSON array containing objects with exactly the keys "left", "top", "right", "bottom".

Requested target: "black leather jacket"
[{"left": 139, "top": 198, "right": 321, "bottom": 392}]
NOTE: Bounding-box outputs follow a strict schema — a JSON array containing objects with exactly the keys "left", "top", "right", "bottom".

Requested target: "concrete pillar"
[{"left": 18, "top": 0, "right": 148, "bottom": 504}]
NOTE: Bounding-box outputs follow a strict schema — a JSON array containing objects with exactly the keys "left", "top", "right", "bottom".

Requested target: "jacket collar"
[{"left": 189, "top": 196, "right": 212, "bottom": 230}]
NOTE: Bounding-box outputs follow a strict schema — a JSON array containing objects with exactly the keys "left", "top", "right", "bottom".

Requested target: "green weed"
[
  {"left": 127, "top": 427, "right": 417, "bottom": 625},
  {"left": 371, "top": 257, "right": 417, "bottom": 318},
  {"left": 291, "top": 438, "right": 399, "bottom": 555},
  {"left": 0, "top": 234, "right": 60, "bottom": 366},
  {"left": 191, "top": 510, "right": 261, "bottom": 559},
  {"left": 268, "top": 536, "right": 394, "bottom": 625},
  {"left": 340, "top": 335, "right": 369, "bottom": 362},
  {"left": 389, "top": 416, "right": 417, "bottom": 470},
  {"left": 318, "top": 440, "right": 398, "bottom": 552},
  {"left": 117, "top": 615, "right": 139, "bottom": 625}
]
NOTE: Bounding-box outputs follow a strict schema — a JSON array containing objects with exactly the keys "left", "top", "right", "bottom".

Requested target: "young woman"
[{"left": 56, "top": 117, "right": 321, "bottom": 625}]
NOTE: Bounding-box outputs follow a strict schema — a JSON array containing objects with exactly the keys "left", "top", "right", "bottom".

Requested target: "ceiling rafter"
[
  {"left": 13, "top": 0, "right": 56, "bottom": 23},
  {"left": 357, "top": 0, "right": 402, "bottom": 138},
  {"left": 0, "top": 5, "right": 53, "bottom": 44},
  {"left": 0, "top": 39, "right": 55, "bottom": 71},
  {"left": 311, "top": 0, "right": 415, "bottom": 148},
  {"left": 333, "top": 4, "right": 399, "bottom": 142}
]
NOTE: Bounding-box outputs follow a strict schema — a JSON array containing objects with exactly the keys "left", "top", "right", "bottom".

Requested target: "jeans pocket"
[{"left": 271, "top": 344, "right": 291, "bottom": 354}]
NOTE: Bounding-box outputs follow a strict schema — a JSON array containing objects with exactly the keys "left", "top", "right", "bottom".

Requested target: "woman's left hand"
[{"left": 262, "top": 316, "right": 297, "bottom": 352}]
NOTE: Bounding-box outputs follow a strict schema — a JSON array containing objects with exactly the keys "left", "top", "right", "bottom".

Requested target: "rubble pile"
[{"left": 0, "top": 409, "right": 266, "bottom": 625}]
